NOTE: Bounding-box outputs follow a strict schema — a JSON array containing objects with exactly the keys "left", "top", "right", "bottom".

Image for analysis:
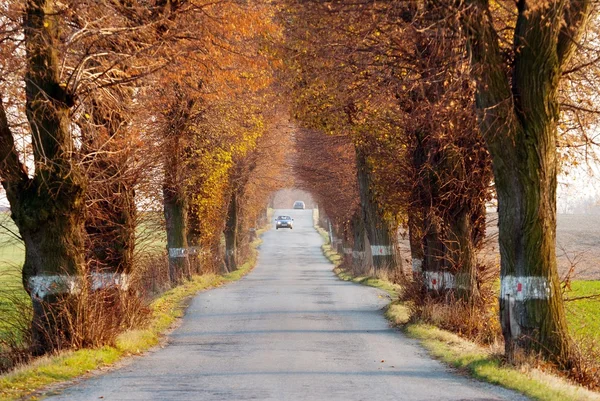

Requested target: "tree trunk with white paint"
[
  {"left": 163, "top": 131, "right": 191, "bottom": 285},
  {"left": 187, "top": 204, "right": 203, "bottom": 274},
  {"left": 83, "top": 98, "right": 136, "bottom": 279},
  {"left": 464, "top": 0, "right": 590, "bottom": 364},
  {"left": 407, "top": 211, "right": 424, "bottom": 278},
  {"left": 341, "top": 222, "right": 353, "bottom": 267},
  {"left": 0, "top": 0, "right": 86, "bottom": 354},
  {"left": 355, "top": 149, "right": 401, "bottom": 273},
  {"left": 351, "top": 210, "right": 368, "bottom": 274}
]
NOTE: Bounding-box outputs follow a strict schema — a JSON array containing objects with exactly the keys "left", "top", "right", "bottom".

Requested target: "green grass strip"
[
  {"left": 402, "top": 322, "right": 600, "bottom": 401},
  {"left": 321, "top": 244, "right": 342, "bottom": 267},
  {"left": 315, "top": 225, "right": 330, "bottom": 245},
  {"left": 333, "top": 266, "right": 399, "bottom": 300},
  {"left": 0, "top": 237, "right": 263, "bottom": 401}
]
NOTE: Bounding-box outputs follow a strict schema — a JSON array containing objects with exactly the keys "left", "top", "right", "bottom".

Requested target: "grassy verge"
[
  {"left": 390, "top": 307, "right": 600, "bottom": 401},
  {"left": 322, "top": 244, "right": 343, "bottom": 268},
  {"left": 0, "top": 236, "right": 264, "bottom": 401},
  {"left": 315, "top": 224, "right": 330, "bottom": 246},
  {"left": 315, "top": 223, "right": 600, "bottom": 401},
  {"left": 334, "top": 267, "right": 400, "bottom": 300},
  {"left": 316, "top": 222, "right": 400, "bottom": 301}
]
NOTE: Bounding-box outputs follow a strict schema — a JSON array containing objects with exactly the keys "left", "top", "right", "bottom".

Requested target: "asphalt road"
[{"left": 45, "top": 209, "right": 528, "bottom": 401}]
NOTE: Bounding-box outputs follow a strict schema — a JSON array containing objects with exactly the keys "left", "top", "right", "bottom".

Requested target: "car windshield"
[{"left": 277, "top": 216, "right": 291, "bottom": 220}]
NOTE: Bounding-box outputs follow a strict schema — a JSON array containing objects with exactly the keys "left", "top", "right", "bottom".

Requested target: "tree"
[
  {"left": 460, "top": 0, "right": 591, "bottom": 364},
  {"left": 0, "top": 0, "right": 87, "bottom": 354},
  {"left": 281, "top": 0, "right": 491, "bottom": 285},
  {"left": 389, "top": 4, "right": 492, "bottom": 300},
  {"left": 161, "top": 89, "right": 196, "bottom": 284}
]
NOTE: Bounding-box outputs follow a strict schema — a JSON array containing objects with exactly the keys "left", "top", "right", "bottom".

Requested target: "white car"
[
  {"left": 275, "top": 215, "right": 294, "bottom": 229},
  {"left": 293, "top": 201, "right": 305, "bottom": 209}
]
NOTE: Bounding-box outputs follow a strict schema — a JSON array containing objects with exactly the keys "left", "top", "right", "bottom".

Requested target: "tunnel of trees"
[{"left": 1, "top": 0, "right": 600, "bottom": 385}]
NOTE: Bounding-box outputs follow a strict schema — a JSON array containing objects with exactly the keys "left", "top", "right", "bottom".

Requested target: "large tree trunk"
[
  {"left": 463, "top": 0, "right": 590, "bottom": 364},
  {"left": 407, "top": 210, "right": 424, "bottom": 277},
  {"left": 341, "top": 222, "right": 353, "bottom": 267},
  {"left": 421, "top": 211, "right": 448, "bottom": 290},
  {"left": 163, "top": 185, "right": 190, "bottom": 284},
  {"left": 224, "top": 191, "right": 239, "bottom": 272},
  {"left": 222, "top": 157, "right": 256, "bottom": 272},
  {"left": 411, "top": 131, "right": 451, "bottom": 294},
  {"left": 163, "top": 132, "right": 191, "bottom": 284},
  {"left": 351, "top": 209, "right": 368, "bottom": 274},
  {"left": 355, "top": 149, "right": 400, "bottom": 273},
  {"left": 83, "top": 100, "right": 136, "bottom": 281},
  {"left": 85, "top": 180, "right": 136, "bottom": 276},
  {"left": 402, "top": 6, "right": 489, "bottom": 301},
  {"left": 0, "top": 0, "right": 87, "bottom": 354},
  {"left": 495, "top": 154, "right": 568, "bottom": 362},
  {"left": 445, "top": 206, "right": 478, "bottom": 300},
  {"left": 187, "top": 203, "right": 203, "bottom": 275}
]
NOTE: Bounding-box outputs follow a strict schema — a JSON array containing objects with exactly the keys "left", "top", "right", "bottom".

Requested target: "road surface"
[{"left": 45, "top": 209, "right": 527, "bottom": 401}]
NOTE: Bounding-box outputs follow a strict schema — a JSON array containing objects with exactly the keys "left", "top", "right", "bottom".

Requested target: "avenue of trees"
[
  {"left": 2, "top": 0, "right": 600, "bottom": 385},
  {"left": 283, "top": 0, "right": 600, "bottom": 377},
  {"left": 0, "top": 0, "right": 284, "bottom": 357}
]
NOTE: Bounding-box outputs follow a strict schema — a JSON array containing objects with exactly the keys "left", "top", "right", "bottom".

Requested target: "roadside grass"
[
  {"left": 400, "top": 320, "right": 600, "bottom": 401},
  {"left": 0, "top": 235, "right": 264, "bottom": 401},
  {"left": 334, "top": 266, "right": 400, "bottom": 300},
  {"left": 317, "top": 227, "right": 400, "bottom": 301},
  {"left": 315, "top": 224, "right": 600, "bottom": 401},
  {"left": 316, "top": 227, "right": 330, "bottom": 246},
  {"left": 322, "top": 244, "right": 343, "bottom": 267}
]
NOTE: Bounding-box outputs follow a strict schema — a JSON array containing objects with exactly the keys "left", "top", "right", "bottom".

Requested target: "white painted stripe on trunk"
[
  {"left": 412, "top": 258, "right": 423, "bottom": 273},
  {"left": 501, "top": 276, "right": 552, "bottom": 301},
  {"left": 28, "top": 273, "right": 130, "bottom": 299},
  {"left": 424, "top": 271, "right": 455, "bottom": 290},
  {"left": 343, "top": 248, "right": 352, "bottom": 255},
  {"left": 370, "top": 245, "right": 393, "bottom": 256},
  {"left": 169, "top": 248, "right": 188, "bottom": 258},
  {"left": 91, "top": 273, "right": 131, "bottom": 291},
  {"left": 29, "top": 275, "right": 79, "bottom": 299},
  {"left": 352, "top": 251, "right": 365, "bottom": 259}
]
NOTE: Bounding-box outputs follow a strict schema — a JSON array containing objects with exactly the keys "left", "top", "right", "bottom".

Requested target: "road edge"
[
  {"left": 0, "top": 228, "right": 268, "bottom": 401},
  {"left": 314, "top": 219, "right": 600, "bottom": 401}
]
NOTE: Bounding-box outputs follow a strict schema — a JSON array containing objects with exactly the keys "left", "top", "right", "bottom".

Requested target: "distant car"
[
  {"left": 275, "top": 215, "right": 294, "bottom": 230},
  {"left": 293, "top": 201, "right": 305, "bottom": 209}
]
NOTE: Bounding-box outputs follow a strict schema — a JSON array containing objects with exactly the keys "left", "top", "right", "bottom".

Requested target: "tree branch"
[
  {"left": 557, "top": 0, "right": 592, "bottom": 68},
  {"left": 0, "top": 98, "right": 28, "bottom": 188}
]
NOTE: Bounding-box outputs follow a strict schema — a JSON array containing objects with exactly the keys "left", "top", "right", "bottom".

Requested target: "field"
[
  {"left": 0, "top": 214, "right": 28, "bottom": 348},
  {"left": 484, "top": 213, "right": 600, "bottom": 280},
  {"left": 565, "top": 281, "right": 600, "bottom": 345}
]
